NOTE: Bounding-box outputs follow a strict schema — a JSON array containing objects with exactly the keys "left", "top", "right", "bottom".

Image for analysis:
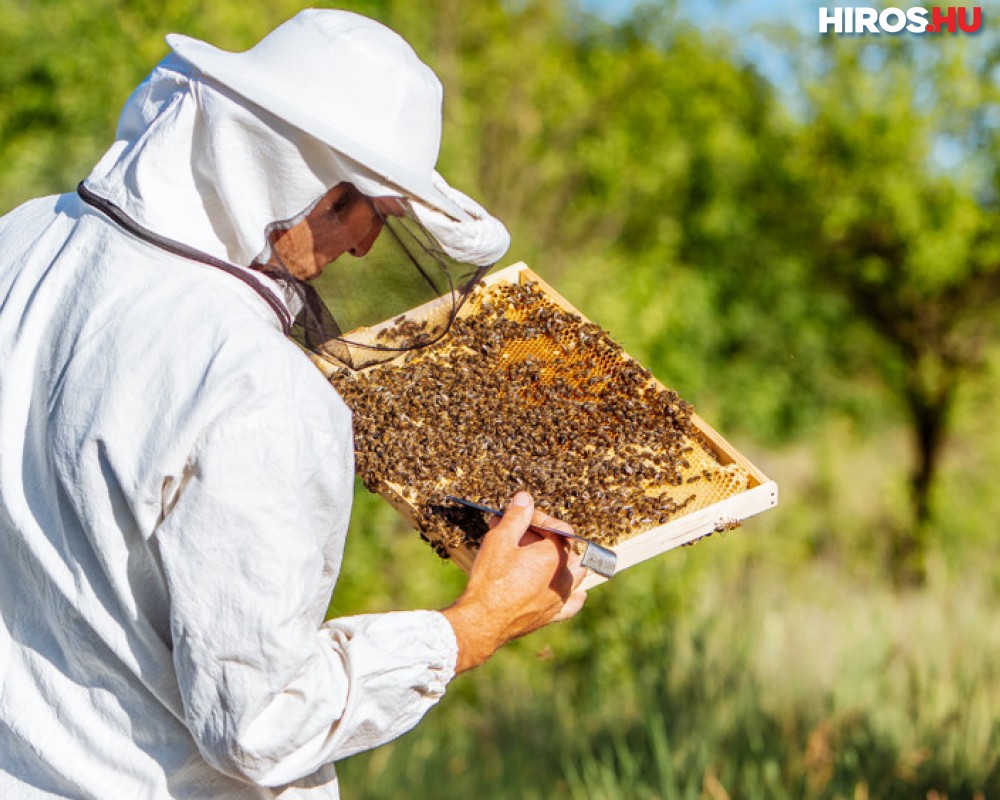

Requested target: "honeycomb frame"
[{"left": 312, "top": 263, "right": 779, "bottom": 589}]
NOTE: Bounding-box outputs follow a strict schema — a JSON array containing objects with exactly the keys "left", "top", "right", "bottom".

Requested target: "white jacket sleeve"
[{"left": 154, "top": 409, "right": 457, "bottom": 788}]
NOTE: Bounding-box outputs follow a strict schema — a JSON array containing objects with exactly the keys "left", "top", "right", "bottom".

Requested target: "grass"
[{"left": 334, "top": 541, "right": 1000, "bottom": 799}]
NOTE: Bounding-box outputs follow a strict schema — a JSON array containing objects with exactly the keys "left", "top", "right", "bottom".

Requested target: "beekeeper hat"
[{"left": 166, "top": 9, "right": 467, "bottom": 221}]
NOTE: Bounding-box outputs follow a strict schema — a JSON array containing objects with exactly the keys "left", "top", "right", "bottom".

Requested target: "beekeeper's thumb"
[{"left": 488, "top": 491, "right": 535, "bottom": 547}]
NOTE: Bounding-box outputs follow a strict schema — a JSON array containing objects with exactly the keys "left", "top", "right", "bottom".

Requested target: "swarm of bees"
[{"left": 328, "top": 280, "right": 748, "bottom": 558}]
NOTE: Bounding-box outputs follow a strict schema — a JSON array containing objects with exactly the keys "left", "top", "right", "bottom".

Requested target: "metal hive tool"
[{"left": 444, "top": 496, "right": 617, "bottom": 579}]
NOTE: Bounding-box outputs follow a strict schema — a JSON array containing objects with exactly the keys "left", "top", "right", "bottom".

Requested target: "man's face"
[{"left": 268, "top": 182, "right": 406, "bottom": 280}]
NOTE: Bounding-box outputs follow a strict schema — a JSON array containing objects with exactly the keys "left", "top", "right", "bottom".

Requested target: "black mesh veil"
[{"left": 255, "top": 183, "right": 494, "bottom": 371}]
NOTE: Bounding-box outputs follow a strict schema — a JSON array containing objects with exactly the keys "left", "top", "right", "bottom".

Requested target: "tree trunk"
[{"left": 893, "top": 377, "right": 955, "bottom": 586}]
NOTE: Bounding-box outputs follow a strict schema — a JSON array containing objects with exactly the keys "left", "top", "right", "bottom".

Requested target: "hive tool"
[{"left": 445, "top": 496, "right": 617, "bottom": 579}]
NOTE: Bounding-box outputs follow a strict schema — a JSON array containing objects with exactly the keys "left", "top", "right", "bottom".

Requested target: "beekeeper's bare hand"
[{"left": 441, "top": 492, "right": 588, "bottom": 673}]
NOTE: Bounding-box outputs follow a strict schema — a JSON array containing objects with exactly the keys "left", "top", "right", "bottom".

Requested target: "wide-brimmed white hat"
[{"left": 166, "top": 9, "right": 468, "bottom": 221}]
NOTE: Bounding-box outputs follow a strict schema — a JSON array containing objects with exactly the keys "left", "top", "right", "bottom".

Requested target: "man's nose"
[{"left": 349, "top": 217, "right": 385, "bottom": 257}]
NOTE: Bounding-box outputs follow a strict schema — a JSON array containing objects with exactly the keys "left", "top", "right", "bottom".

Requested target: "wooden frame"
[{"left": 313, "top": 262, "right": 778, "bottom": 590}]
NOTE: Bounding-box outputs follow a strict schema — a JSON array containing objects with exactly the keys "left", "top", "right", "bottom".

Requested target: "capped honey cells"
[{"left": 327, "top": 278, "right": 752, "bottom": 558}]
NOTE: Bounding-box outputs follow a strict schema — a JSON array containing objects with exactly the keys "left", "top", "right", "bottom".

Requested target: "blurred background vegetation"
[{"left": 4, "top": 0, "right": 1000, "bottom": 796}]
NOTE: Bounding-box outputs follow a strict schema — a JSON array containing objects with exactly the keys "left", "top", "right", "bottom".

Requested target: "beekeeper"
[{"left": 0, "top": 10, "right": 586, "bottom": 799}]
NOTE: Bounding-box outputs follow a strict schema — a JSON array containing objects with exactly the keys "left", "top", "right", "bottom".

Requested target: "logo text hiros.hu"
[{"left": 819, "top": 7, "right": 983, "bottom": 34}]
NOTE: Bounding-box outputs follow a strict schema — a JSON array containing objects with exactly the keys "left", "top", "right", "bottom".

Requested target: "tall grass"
[{"left": 335, "top": 547, "right": 1000, "bottom": 799}]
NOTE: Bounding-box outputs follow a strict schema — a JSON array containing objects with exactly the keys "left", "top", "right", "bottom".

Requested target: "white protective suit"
[{"left": 0, "top": 35, "right": 471, "bottom": 800}]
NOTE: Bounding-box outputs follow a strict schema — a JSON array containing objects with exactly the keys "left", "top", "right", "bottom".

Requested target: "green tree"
[{"left": 781, "top": 35, "right": 1000, "bottom": 582}]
